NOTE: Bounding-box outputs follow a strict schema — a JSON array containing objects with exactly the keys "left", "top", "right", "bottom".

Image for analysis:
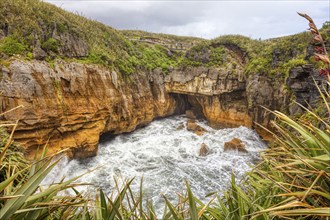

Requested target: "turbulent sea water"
[{"left": 43, "top": 115, "right": 266, "bottom": 213}]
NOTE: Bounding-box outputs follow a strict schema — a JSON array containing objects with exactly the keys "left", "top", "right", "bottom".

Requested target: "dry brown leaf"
[
  {"left": 310, "top": 28, "right": 319, "bottom": 35},
  {"left": 297, "top": 12, "right": 314, "bottom": 23},
  {"left": 315, "top": 53, "right": 330, "bottom": 64},
  {"left": 314, "top": 46, "right": 325, "bottom": 54},
  {"left": 313, "top": 35, "right": 323, "bottom": 42},
  {"left": 309, "top": 22, "right": 318, "bottom": 31}
]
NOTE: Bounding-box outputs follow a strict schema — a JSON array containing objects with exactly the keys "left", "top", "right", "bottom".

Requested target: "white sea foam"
[{"left": 43, "top": 115, "right": 266, "bottom": 213}]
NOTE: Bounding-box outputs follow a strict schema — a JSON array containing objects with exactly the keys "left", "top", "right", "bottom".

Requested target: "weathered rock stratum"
[
  {"left": 1, "top": 59, "right": 184, "bottom": 158},
  {"left": 1, "top": 56, "right": 325, "bottom": 159},
  {"left": 165, "top": 65, "right": 252, "bottom": 128}
]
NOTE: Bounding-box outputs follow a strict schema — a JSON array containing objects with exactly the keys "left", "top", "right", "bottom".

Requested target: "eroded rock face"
[
  {"left": 246, "top": 72, "right": 289, "bottom": 140},
  {"left": 165, "top": 66, "right": 245, "bottom": 96},
  {"left": 286, "top": 64, "right": 328, "bottom": 115},
  {"left": 0, "top": 59, "right": 180, "bottom": 158},
  {"left": 165, "top": 66, "right": 252, "bottom": 129},
  {"left": 1, "top": 57, "right": 324, "bottom": 159}
]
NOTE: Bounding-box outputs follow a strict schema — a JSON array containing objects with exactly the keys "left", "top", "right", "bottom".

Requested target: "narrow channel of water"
[{"left": 43, "top": 115, "right": 266, "bottom": 213}]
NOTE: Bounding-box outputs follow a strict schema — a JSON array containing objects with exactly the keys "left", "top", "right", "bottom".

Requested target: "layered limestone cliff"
[
  {"left": 1, "top": 57, "right": 325, "bottom": 158},
  {"left": 0, "top": 59, "right": 181, "bottom": 158},
  {"left": 164, "top": 63, "right": 325, "bottom": 140},
  {"left": 165, "top": 66, "right": 252, "bottom": 128}
]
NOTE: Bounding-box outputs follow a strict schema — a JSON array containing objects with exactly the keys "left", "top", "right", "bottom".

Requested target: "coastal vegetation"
[
  {"left": 0, "top": 0, "right": 329, "bottom": 219},
  {"left": 1, "top": 0, "right": 329, "bottom": 78}
]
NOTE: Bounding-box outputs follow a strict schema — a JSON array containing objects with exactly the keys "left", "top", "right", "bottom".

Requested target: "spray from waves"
[{"left": 43, "top": 115, "right": 266, "bottom": 212}]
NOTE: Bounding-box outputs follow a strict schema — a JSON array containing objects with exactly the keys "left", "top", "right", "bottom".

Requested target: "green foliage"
[
  {"left": 79, "top": 52, "right": 113, "bottom": 66},
  {"left": 41, "top": 37, "right": 58, "bottom": 52},
  {"left": 0, "top": 124, "right": 87, "bottom": 220},
  {"left": 180, "top": 43, "right": 231, "bottom": 68},
  {"left": 0, "top": 37, "right": 26, "bottom": 55},
  {"left": 209, "top": 46, "right": 226, "bottom": 66},
  {"left": 26, "top": 51, "right": 33, "bottom": 59},
  {"left": 278, "top": 58, "right": 308, "bottom": 76},
  {"left": 0, "top": 128, "right": 29, "bottom": 187},
  {"left": 245, "top": 57, "right": 270, "bottom": 75},
  {"left": 0, "top": 0, "right": 188, "bottom": 75},
  {"left": 115, "top": 43, "right": 179, "bottom": 74},
  {"left": 0, "top": 0, "right": 317, "bottom": 78},
  {"left": 182, "top": 32, "right": 312, "bottom": 79},
  {"left": 116, "top": 59, "right": 135, "bottom": 75},
  {"left": 137, "top": 44, "right": 177, "bottom": 73},
  {"left": 121, "top": 29, "right": 205, "bottom": 47},
  {"left": 320, "top": 21, "right": 330, "bottom": 42}
]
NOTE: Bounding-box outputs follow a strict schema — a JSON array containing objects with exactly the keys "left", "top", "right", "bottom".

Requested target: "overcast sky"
[{"left": 45, "top": 0, "right": 329, "bottom": 39}]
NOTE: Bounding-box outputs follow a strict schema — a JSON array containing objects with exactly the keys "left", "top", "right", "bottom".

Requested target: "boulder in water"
[
  {"left": 176, "top": 123, "right": 185, "bottom": 130},
  {"left": 186, "top": 119, "right": 206, "bottom": 136},
  {"left": 199, "top": 143, "right": 209, "bottom": 156},
  {"left": 224, "top": 138, "right": 247, "bottom": 153}
]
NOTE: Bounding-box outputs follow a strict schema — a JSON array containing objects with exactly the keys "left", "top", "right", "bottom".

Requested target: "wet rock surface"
[
  {"left": 224, "top": 138, "right": 247, "bottom": 153},
  {"left": 199, "top": 143, "right": 209, "bottom": 156},
  {"left": 186, "top": 119, "right": 206, "bottom": 136}
]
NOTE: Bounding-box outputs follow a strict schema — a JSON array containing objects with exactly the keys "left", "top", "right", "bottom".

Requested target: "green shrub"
[
  {"left": 245, "top": 57, "right": 271, "bottom": 75},
  {"left": 84, "top": 53, "right": 112, "bottom": 65},
  {"left": 41, "top": 38, "right": 58, "bottom": 52},
  {"left": 0, "top": 37, "right": 26, "bottom": 56},
  {"left": 209, "top": 46, "right": 226, "bottom": 66},
  {"left": 26, "top": 51, "right": 33, "bottom": 59},
  {"left": 281, "top": 58, "right": 307, "bottom": 76},
  {"left": 116, "top": 59, "right": 135, "bottom": 75}
]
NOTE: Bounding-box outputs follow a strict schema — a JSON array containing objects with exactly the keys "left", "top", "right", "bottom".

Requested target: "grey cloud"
[{"left": 46, "top": 0, "right": 329, "bottom": 39}]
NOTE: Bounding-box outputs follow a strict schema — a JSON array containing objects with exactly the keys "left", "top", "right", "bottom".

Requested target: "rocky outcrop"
[
  {"left": 165, "top": 65, "right": 252, "bottom": 128},
  {"left": 1, "top": 54, "right": 326, "bottom": 159},
  {"left": 245, "top": 72, "right": 290, "bottom": 140},
  {"left": 286, "top": 64, "right": 328, "bottom": 115},
  {"left": 224, "top": 138, "right": 247, "bottom": 153},
  {"left": 164, "top": 62, "right": 327, "bottom": 142},
  {"left": 0, "top": 59, "right": 181, "bottom": 158},
  {"left": 176, "top": 123, "right": 184, "bottom": 130},
  {"left": 165, "top": 66, "right": 245, "bottom": 96}
]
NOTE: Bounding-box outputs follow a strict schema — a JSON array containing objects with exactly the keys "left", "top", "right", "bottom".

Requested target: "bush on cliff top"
[
  {"left": 1, "top": 0, "right": 322, "bottom": 78},
  {"left": 181, "top": 32, "right": 315, "bottom": 78}
]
